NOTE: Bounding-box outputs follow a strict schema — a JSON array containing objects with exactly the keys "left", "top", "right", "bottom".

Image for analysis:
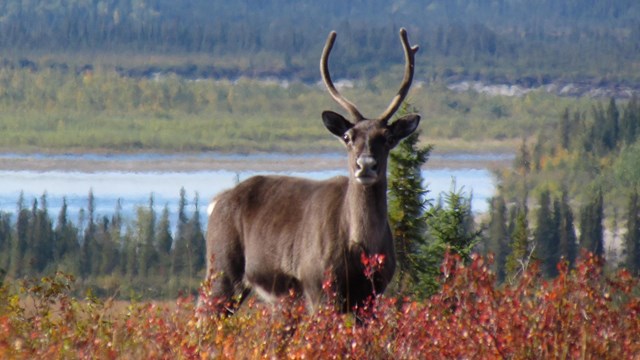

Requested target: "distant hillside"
[{"left": 1, "top": 0, "right": 639, "bottom": 83}]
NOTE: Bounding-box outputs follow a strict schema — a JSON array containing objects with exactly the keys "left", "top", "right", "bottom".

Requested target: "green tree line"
[
  {"left": 0, "top": 188, "right": 206, "bottom": 298},
  {"left": 492, "top": 96, "right": 640, "bottom": 278},
  {"left": 1, "top": 0, "right": 639, "bottom": 83}
]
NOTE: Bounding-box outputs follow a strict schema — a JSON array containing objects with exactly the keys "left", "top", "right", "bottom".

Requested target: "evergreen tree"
[
  {"left": 91, "top": 216, "right": 109, "bottom": 275},
  {"left": 579, "top": 189, "right": 604, "bottom": 258},
  {"left": 623, "top": 188, "right": 640, "bottom": 275},
  {"left": 80, "top": 189, "right": 97, "bottom": 278},
  {"left": 22, "top": 198, "right": 39, "bottom": 275},
  {"left": 186, "top": 193, "right": 206, "bottom": 276},
  {"left": 8, "top": 193, "right": 29, "bottom": 277},
  {"left": 558, "top": 189, "right": 578, "bottom": 269},
  {"left": 505, "top": 201, "right": 530, "bottom": 281},
  {"left": 534, "top": 190, "right": 560, "bottom": 278},
  {"left": 559, "top": 107, "right": 572, "bottom": 150},
  {"left": 156, "top": 204, "right": 173, "bottom": 276},
  {"left": 485, "top": 195, "right": 510, "bottom": 282},
  {"left": 417, "top": 182, "right": 480, "bottom": 296},
  {"left": 0, "top": 212, "right": 12, "bottom": 273},
  {"left": 515, "top": 138, "right": 531, "bottom": 175},
  {"left": 103, "top": 199, "right": 123, "bottom": 275},
  {"left": 605, "top": 97, "right": 620, "bottom": 151},
  {"left": 591, "top": 99, "right": 620, "bottom": 154},
  {"left": 172, "top": 187, "right": 190, "bottom": 277},
  {"left": 32, "top": 193, "right": 54, "bottom": 273},
  {"left": 388, "top": 121, "right": 432, "bottom": 294},
  {"left": 425, "top": 182, "right": 479, "bottom": 261},
  {"left": 123, "top": 228, "right": 138, "bottom": 279},
  {"left": 620, "top": 96, "right": 639, "bottom": 146},
  {"left": 137, "top": 194, "right": 158, "bottom": 278},
  {"left": 54, "top": 197, "right": 81, "bottom": 274}
]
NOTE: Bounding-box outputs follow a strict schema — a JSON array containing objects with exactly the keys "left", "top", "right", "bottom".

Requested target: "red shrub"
[{"left": 0, "top": 253, "right": 638, "bottom": 359}]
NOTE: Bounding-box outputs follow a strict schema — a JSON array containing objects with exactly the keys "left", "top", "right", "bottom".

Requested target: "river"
[{"left": 0, "top": 152, "right": 509, "bottom": 227}]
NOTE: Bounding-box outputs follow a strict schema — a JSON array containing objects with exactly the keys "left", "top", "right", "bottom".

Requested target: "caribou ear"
[
  {"left": 322, "top": 111, "right": 354, "bottom": 137},
  {"left": 387, "top": 114, "right": 421, "bottom": 147}
]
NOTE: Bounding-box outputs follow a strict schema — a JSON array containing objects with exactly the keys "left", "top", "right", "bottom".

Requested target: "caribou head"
[{"left": 320, "top": 28, "right": 420, "bottom": 186}]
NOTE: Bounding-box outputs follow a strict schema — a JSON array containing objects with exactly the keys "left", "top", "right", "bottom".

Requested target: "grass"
[{"left": 0, "top": 68, "right": 600, "bottom": 155}]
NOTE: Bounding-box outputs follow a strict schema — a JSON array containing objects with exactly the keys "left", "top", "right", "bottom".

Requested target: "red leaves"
[
  {"left": 0, "top": 253, "right": 639, "bottom": 358},
  {"left": 360, "top": 251, "right": 386, "bottom": 280}
]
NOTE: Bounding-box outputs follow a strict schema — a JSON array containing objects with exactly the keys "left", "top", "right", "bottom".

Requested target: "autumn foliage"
[{"left": 1, "top": 253, "right": 638, "bottom": 359}]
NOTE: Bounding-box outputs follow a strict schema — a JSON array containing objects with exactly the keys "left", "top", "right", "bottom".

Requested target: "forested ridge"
[{"left": 2, "top": 0, "right": 639, "bottom": 84}]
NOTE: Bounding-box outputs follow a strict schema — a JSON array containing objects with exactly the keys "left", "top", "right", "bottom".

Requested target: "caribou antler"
[
  {"left": 320, "top": 31, "right": 365, "bottom": 122},
  {"left": 377, "top": 28, "right": 419, "bottom": 124},
  {"left": 321, "top": 28, "right": 419, "bottom": 124}
]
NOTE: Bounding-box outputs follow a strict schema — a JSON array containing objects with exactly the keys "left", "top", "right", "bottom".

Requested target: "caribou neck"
[{"left": 344, "top": 178, "right": 389, "bottom": 253}]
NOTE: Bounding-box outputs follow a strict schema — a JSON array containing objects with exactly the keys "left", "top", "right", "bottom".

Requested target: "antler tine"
[
  {"left": 320, "top": 31, "right": 365, "bottom": 122},
  {"left": 377, "top": 28, "right": 419, "bottom": 124}
]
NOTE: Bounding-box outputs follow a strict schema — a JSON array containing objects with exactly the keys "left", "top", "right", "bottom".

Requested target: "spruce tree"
[
  {"left": 8, "top": 193, "right": 29, "bottom": 277},
  {"left": 505, "top": 201, "right": 530, "bottom": 281},
  {"left": 623, "top": 188, "right": 640, "bottom": 275},
  {"left": 172, "top": 188, "right": 190, "bottom": 277},
  {"left": 32, "top": 193, "right": 54, "bottom": 273},
  {"left": 156, "top": 204, "right": 173, "bottom": 276},
  {"left": 103, "top": 199, "right": 123, "bottom": 275},
  {"left": 558, "top": 189, "right": 578, "bottom": 269},
  {"left": 0, "top": 212, "right": 12, "bottom": 274},
  {"left": 418, "top": 182, "right": 480, "bottom": 296},
  {"left": 425, "top": 182, "right": 479, "bottom": 261},
  {"left": 137, "top": 194, "right": 158, "bottom": 278},
  {"left": 620, "top": 96, "right": 639, "bottom": 146},
  {"left": 559, "top": 107, "right": 572, "bottom": 150},
  {"left": 605, "top": 97, "right": 620, "bottom": 151},
  {"left": 485, "top": 195, "right": 510, "bottom": 282},
  {"left": 579, "top": 189, "right": 604, "bottom": 259},
  {"left": 54, "top": 197, "right": 81, "bottom": 274},
  {"left": 186, "top": 193, "right": 206, "bottom": 276},
  {"left": 80, "top": 189, "right": 97, "bottom": 278},
  {"left": 534, "top": 190, "right": 559, "bottom": 278},
  {"left": 22, "top": 198, "right": 39, "bottom": 275},
  {"left": 388, "top": 120, "right": 432, "bottom": 294}
]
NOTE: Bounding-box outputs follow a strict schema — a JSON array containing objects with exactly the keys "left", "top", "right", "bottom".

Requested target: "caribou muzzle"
[{"left": 355, "top": 155, "right": 378, "bottom": 185}]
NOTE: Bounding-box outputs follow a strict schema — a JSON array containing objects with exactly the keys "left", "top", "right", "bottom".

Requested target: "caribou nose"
[{"left": 356, "top": 155, "right": 378, "bottom": 173}]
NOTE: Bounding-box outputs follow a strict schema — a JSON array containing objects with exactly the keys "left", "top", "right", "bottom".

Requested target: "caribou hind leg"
[{"left": 199, "top": 200, "right": 248, "bottom": 317}]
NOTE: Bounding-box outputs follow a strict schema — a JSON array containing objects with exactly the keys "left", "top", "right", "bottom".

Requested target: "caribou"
[{"left": 201, "top": 28, "right": 420, "bottom": 314}]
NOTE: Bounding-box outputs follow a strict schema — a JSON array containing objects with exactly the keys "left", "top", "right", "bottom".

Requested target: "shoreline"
[{"left": 0, "top": 151, "right": 513, "bottom": 173}]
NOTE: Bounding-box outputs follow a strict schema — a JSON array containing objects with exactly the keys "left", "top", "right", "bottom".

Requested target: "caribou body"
[{"left": 202, "top": 28, "right": 420, "bottom": 313}]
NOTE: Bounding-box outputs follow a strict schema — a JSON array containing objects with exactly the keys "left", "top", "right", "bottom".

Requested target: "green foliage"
[
  {"left": 484, "top": 195, "right": 510, "bottom": 282},
  {"left": 426, "top": 183, "right": 480, "bottom": 261},
  {"left": 505, "top": 202, "right": 531, "bottom": 282},
  {"left": 414, "top": 183, "right": 481, "bottom": 296},
  {"left": 579, "top": 189, "right": 605, "bottom": 258},
  {"left": 623, "top": 188, "right": 640, "bottom": 275},
  {"left": 0, "top": 189, "right": 206, "bottom": 300},
  {"left": 0, "top": 66, "right": 600, "bottom": 154},
  {"left": 0, "top": 1, "right": 639, "bottom": 84},
  {"left": 388, "top": 115, "right": 432, "bottom": 295},
  {"left": 557, "top": 190, "right": 578, "bottom": 270},
  {"left": 534, "top": 190, "right": 560, "bottom": 277}
]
